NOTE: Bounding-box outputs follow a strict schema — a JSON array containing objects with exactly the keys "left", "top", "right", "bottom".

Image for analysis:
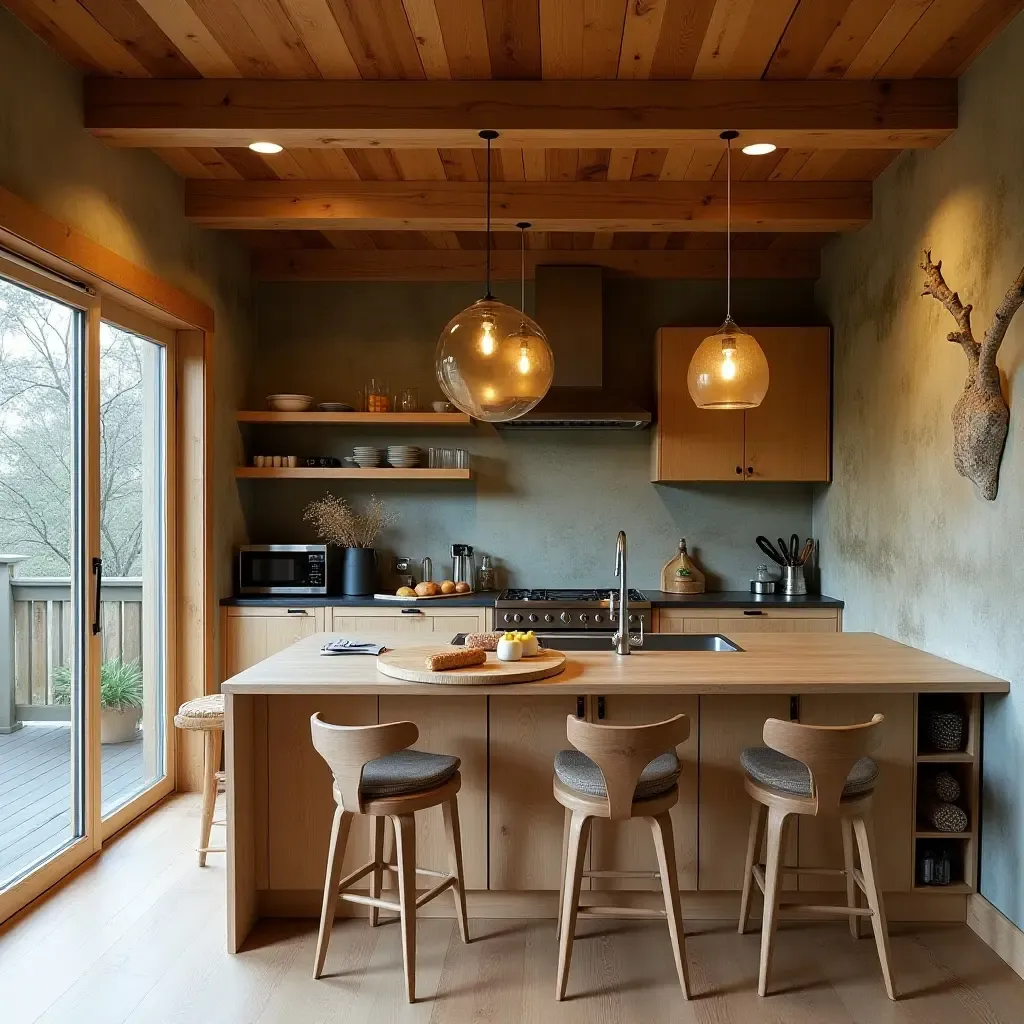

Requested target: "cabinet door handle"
[
  {"left": 747, "top": 466, "right": 754, "bottom": 475},
  {"left": 743, "top": 610, "right": 764, "bottom": 616},
  {"left": 286, "top": 608, "right": 308, "bottom": 615},
  {"left": 401, "top": 608, "right": 424, "bottom": 615},
  {"left": 597, "top": 696, "right": 606, "bottom": 720},
  {"left": 91, "top": 557, "right": 103, "bottom": 635},
  {"left": 735, "top": 466, "right": 743, "bottom": 475},
  {"left": 576, "top": 696, "right": 585, "bottom": 719}
]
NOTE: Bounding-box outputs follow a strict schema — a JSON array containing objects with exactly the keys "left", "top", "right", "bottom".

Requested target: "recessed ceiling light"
[
  {"left": 249, "top": 141, "right": 283, "bottom": 154},
  {"left": 741, "top": 142, "right": 777, "bottom": 156}
]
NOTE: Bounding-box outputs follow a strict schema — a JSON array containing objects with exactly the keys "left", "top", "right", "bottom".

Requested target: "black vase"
[{"left": 342, "top": 547, "right": 378, "bottom": 596}]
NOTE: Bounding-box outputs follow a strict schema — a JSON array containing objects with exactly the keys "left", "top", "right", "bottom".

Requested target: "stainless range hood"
[{"left": 497, "top": 266, "right": 652, "bottom": 429}]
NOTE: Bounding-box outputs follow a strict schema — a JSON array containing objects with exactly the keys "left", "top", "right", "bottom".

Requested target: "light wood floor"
[{"left": 1, "top": 794, "right": 1023, "bottom": 1023}]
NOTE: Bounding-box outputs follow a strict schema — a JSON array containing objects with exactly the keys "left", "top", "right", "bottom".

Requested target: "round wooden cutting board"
[{"left": 377, "top": 646, "right": 567, "bottom": 686}]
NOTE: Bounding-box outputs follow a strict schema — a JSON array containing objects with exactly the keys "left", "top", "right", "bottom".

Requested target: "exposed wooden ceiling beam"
[
  {"left": 185, "top": 180, "right": 871, "bottom": 233},
  {"left": 252, "top": 248, "right": 821, "bottom": 282},
  {"left": 85, "top": 79, "right": 956, "bottom": 150}
]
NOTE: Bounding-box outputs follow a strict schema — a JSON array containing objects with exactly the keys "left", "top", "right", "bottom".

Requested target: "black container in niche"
[{"left": 342, "top": 547, "right": 378, "bottom": 596}]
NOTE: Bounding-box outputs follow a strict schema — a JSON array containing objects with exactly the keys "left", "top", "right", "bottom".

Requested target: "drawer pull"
[
  {"left": 743, "top": 610, "right": 764, "bottom": 616},
  {"left": 576, "top": 696, "right": 585, "bottom": 719},
  {"left": 286, "top": 608, "right": 308, "bottom": 615},
  {"left": 597, "top": 696, "right": 606, "bottom": 720},
  {"left": 401, "top": 608, "right": 424, "bottom": 615}
]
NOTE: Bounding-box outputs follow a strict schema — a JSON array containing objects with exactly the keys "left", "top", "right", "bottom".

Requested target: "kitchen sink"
[{"left": 451, "top": 633, "right": 742, "bottom": 652}]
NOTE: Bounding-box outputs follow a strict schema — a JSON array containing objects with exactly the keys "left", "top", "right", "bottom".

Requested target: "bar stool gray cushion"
[
  {"left": 741, "top": 747, "right": 878, "bottom": 797},
  {"left": 360, "top": 749, "right": 460, "bottom": 798},
  {"left": 554, "top": 749, "right": 681, "bottom": 801}
]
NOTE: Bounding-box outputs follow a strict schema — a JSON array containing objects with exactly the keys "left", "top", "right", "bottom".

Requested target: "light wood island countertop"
[{"left": 221, "top": 631, "right": 1008, "bottom": 696}]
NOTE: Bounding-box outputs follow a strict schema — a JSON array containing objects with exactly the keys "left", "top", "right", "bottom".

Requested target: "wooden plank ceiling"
[{"left": 8, "top": 0, "right": 1023, "bottom": 279}]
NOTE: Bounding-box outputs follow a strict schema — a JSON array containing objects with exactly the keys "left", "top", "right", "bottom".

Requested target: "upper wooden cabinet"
[{"left": 651, "top": 327, "right": 832, "bottom": 483}]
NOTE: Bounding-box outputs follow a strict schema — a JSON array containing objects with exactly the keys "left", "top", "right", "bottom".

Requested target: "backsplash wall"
[{"left": 247, "top": 277, "right": 823, "bottom": 590}]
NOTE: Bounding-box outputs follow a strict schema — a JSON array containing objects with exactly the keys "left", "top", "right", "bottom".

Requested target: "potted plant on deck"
[{"left": 53, "top": 658, "right": 145, "bottom": 744}]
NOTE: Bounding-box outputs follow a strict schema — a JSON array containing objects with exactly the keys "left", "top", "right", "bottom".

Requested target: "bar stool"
[
  {"left": 552, "top": 713, "right": 691, "bottom": 1001},
  {"left": 738, "top": 714, "right": 897, "bottom": 1000},
  {"left": 309, "top": 714, "right": 470, "bottom": 1003},
  {"left": 173, "top": 693, "right": 225, "bottom": 866}
]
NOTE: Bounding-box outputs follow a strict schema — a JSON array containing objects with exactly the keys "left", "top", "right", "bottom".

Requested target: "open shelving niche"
[
  {"left": 235, "top": 410, "right": 476, "bottom": 481},
  {"left": 911, "top": 692, "right": 981, "bottom": 894}
]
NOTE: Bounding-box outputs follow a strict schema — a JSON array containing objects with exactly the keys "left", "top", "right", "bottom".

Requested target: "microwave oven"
[{"left": 237, "top": 544, "right": 340, "bottom": 595}]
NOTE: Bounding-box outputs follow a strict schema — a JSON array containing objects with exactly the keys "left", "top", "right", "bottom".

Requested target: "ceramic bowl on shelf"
[
  {"left": 348, "top": 447, "right": 384, "bottom": 467},
  {"left": 317, "top": 402, "right": 354, "bottom": 413},
  {"left": 431, "top": 401, "right": 453, "bottom": 413},
  {"left": 267, "top": 394, "right": 313, "bottom": 412}
]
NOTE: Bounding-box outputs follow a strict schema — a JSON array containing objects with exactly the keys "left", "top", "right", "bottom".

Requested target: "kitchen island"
[{"left": 222, "top": 632, "right": 1007, "bottom": 952}]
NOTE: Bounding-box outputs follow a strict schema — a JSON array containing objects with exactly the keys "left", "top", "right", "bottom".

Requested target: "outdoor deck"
[{"left": 0, "top": 724, "right": 144, "bottom": 885}]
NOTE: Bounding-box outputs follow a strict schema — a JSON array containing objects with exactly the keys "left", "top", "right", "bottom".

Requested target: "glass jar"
[
  {"left": 366, "top": 377, "right": 390, "bottom": 413},
  {"left": 477, "top": 554, "right": 496, "bottom": 591}
]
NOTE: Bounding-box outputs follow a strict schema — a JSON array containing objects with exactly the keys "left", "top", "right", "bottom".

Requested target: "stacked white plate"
[
  {"left": 317, "top": 402, "right": 354, "bottom": 412},
  {"left": 387, "top": 445, "right": 421, "bottom": 468},
  {"left": 349, "top": 446, "right": 384, "bottom": 468}
]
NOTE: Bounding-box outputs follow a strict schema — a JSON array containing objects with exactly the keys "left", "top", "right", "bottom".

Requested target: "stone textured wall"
[
  {"left": 815, "top": 14, "right": 1024, "bottom": 927},
  {"left": 251, "top": 278, "right": 824, "bottom": 590},
  {"left": 0, "top": 9, "right": 252, "bottom": 687}
]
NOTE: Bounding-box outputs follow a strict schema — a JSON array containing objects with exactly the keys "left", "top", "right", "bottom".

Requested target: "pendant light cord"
[
  {"left": 485, "top": 132, "right": 492, "bottom": 299},
  {"left": 520, "top": 224, "right": 526, "bottom": 310},
  {"left": 726, "top": 134, "right": 732, "bottom": 320}
]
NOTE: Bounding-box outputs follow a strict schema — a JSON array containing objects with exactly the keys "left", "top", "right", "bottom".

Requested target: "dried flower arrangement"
[{"left": 303, "top": 493, "right": 399, "bottom": 548}]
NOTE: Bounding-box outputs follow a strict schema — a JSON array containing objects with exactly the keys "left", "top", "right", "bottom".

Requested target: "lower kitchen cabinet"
[
  {"left": 378, "top": 695, "right": 488, "bottom": 889},
  {"left": 587, "top": 695, "right": 698, "bottom": 891},
  {"left": 489, "top": 695, "right": 585, "bottom": 891},
  {"left": 331, "top": 605, "right": 490, "bottom": 640},
  {"left": 658, "top": 606, "right": 841, "bottom": 635},
  {"left": 698, "top": 694, "right": 798, "bottom": 891},
  {"left": 796, "top": 693, "right": 914, "bottom": 893},
  {"left": 223, "top": 606, "right": 325, "bottom": 677}
]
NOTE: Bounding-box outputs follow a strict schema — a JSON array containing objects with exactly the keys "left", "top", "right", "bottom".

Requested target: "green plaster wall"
[
  {"left": 815, "top": 13, "right": 1024, "bottom": 926},
  {"left": 0, "top": 8, "right": 253, "bottom": 680},
  {"left": 251, "top": 278, "right": 823, "bottom": 590}
]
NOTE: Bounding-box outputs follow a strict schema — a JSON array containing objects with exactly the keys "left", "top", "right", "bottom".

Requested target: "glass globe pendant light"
[
  {"left": 435, "top": 131, "right": 554, "bottom": 422},
  {"left": 686, "top": 131, "right": 770, "bottom": 410}
]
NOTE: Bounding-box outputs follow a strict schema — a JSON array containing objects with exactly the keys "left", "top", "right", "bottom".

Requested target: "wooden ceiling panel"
[{"left": 482, "top": 0, "right": 542, "bottom": 78}]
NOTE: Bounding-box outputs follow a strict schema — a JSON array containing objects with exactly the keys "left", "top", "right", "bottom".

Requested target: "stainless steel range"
[{"left": 495, "top": 588, "right": 651, "bottom": 632}]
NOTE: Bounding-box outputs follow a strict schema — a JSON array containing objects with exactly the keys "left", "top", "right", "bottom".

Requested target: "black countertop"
[{"left": 222, "top": 590, "right": 843, "bottom": 609}]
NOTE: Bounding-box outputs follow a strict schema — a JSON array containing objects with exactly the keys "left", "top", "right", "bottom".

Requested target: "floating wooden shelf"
[
  {"left": 912, "top": 882, "right": 974, "bottom": 895},
  {"left": 914, "top": 829, "right": 972, "bottom": 840},
  {"left": 235, "top": 467, "right": 472, "bottom": 481},
  {"left": 916, "top": 751, "right": 974, "bottom": 763},
  {"left": 237, "top": 411, "right": 472, "bottom": 426}
]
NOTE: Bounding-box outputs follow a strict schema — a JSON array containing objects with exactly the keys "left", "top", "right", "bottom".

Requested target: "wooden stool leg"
[
  {"left": 757, "top": 806, "right": 790, "bottom": 997},
  {"left": 555, "top": 811, "right": 592, "bottom": 1002},
  {"left": 649, "top": 811, "right": 691, "bottom": 999},
  {"left": 368, "top": 815, "right": 385, "bottom": 928},
  {"left": 313, "top": 805, "right": 352, "bottom": 979},
  {"left": 739, "top": 801, "right": 767, "bottom": 934},
  {"left": 556, "top": 807, "right": 571, "bottom": 941},
  {"left": 393, "top": 813, "right": 418, "bottom": 1003},
  {"left": 198, "top": 728, "right": 222, "bottom": 867},
  {"left": 442, "top": 796, "right": 470, "bottom": 944},
  {"left": 841, "top": 817, "right": 861, "bottom": 940},
  {"left": 853, "top": 815, "right": 897, "bottom": 1000}
]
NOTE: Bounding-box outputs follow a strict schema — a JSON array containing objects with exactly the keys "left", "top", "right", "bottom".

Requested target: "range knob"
[
  {"left": 544, "top": 613, "right": 555, "bottom": 623},
  {"left": 512, "top": 613, "right": 523, "bottom": 624},
  {"left": 503, "top": 613, "right": 512, "bottom": 623},
  {"left": 579, "top": 612, "right": 589, "bottom": 624},
  {"left": 593, "top": 613, "right": 603, "bottom": 624},
  {"left": 528, "top": 613, "right": 538, "bottom": 623},
  {"left": 560, "top": 612, "right": 572, "bottom": 624}
]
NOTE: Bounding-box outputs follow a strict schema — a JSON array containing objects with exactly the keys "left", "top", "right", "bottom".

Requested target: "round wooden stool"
[
  {"left": 552, "top": 713, "right": 691, "bottom": 1002},
  {"left": 309, "top": 714, "right": 471, "bottom": 1003},
  {"left": 174, "top": 693, "right": 225, "bottom": 867},
  {"left": 738, "top": 714, "right": 897, "bottom": 1000}
]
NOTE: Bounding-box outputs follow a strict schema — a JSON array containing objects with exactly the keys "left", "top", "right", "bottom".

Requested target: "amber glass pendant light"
[
  {"left": 686, "top": 131, "right": 770, "bottom": 410},
  {"left": 435, "top": 131, "right": 554, "bottom": 422}
]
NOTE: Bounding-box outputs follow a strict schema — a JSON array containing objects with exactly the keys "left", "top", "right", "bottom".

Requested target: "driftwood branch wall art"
[{"left": 919, "top": 251, "right": 1024, "bottom": 500}]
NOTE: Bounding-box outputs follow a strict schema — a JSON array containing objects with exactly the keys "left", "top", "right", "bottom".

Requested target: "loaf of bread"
[
  {"left": 425, "top": 647, "right": 487, "bottom": 672},
  {"left": 464, "top": 632, "right": 504, "bottom": 652}
]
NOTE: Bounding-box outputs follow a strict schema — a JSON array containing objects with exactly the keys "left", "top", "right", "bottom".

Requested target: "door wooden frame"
[{"left": 0, "top": 188, "right": 214, "bottom": 924}]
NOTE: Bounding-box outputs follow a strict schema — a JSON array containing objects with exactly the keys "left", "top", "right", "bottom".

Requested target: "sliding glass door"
[
  {"left": 0, "top": 272, "right": 87, "bottom": 890},
  {"left": 98, "top": 312, "right": 173, "bottom": 827}
]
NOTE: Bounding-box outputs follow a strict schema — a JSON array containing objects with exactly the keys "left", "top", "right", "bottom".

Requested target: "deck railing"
[{"left": 3, "top": 575, "right": 143, "bottom": 722}]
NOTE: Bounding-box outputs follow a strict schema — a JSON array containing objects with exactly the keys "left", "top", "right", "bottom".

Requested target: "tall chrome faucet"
[{"left": 612, "top": 530, "right": 631, "bottom": 655}]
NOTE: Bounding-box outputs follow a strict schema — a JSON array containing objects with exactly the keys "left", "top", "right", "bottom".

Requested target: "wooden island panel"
[{"left": 489, "top": 695, "right": 587, "bottom": 891}]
